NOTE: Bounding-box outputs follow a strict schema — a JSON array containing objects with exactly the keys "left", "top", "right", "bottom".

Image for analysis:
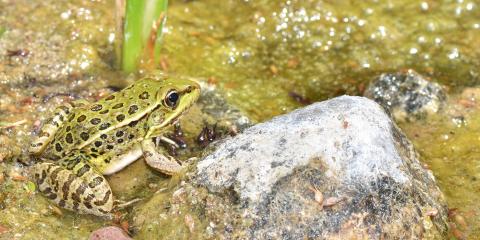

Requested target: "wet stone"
[
  {"left": 186, "top": 96, "right": 448, "bottom": 239},
  {"left": 89, "top": 226, "right": 132, "bottom": 240},
  {"left": 364, "top": 70, "right": 447, "bottom": 121}
]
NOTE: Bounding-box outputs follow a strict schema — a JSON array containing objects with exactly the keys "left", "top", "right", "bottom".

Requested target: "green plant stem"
[{"left": 118, "top": 0, "right": 168, "bottom": 72}]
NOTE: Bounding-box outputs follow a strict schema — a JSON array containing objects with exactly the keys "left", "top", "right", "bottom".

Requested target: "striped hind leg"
[{"left": 34, "top": 154, "right": 113, "bottom": 216}]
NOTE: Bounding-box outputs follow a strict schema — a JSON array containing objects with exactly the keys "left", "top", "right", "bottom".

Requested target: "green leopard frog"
[{"left": 30, "top": 77, "right": 200, "bottom": 216}]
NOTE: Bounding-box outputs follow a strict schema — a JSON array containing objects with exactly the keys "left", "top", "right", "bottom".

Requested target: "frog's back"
[{"left": 41, "top": 79, "right": 162, "bottom": 160}]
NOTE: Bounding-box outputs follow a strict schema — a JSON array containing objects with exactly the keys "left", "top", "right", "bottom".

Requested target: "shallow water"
[{"left": 1, "top": 0, "right": 480, "bottom": 238}]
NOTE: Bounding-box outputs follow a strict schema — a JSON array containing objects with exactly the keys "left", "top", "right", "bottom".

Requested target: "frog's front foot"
[{"left": 142, "top": 139, "right": 183, "bottom": 175}]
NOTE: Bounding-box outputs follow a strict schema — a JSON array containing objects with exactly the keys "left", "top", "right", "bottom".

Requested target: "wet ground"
[{"left": 1, "top": 0, "right": 480, "bottom": 239}]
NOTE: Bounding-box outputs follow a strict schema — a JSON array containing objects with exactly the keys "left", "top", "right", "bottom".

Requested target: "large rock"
[
  {"left": 191, "top": 96, "right": 448, "bottom": 239},
  {"left": 364, "top": 70, "right": 447, "bottom": 121}
]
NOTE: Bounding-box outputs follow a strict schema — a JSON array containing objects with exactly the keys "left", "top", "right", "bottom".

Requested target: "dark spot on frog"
[
  {"left": 66, "top": 126, "right": 71, "bottom": 132},
  {"left": 128, "top": 134, "right": 135, "bottom": 139},
  {"left": 99, "top": 109, "right": 109, "bottom": 114},
  {"left": 139, "top": 91, "right": 150, "bottom": 99},
  {"left": 90, "top": 148, "right": 98, "bottom": 152},
  {"left": 99, "top": 122, "right": 111, "bottom": 130},
  {"left": 90, "top": 118, "right": 101, "bottom": 125},
  {"left": 117, "top": 139, "right": 124, "bottom": 144},
  {"left": 106, "top": 145, "right": 114, "bottom": 150},
  {"left": 76, "top": 164, "right": 90, "bottom": 177},
  {"left": 128, "top": 105, "right": 139, "bottom": 115},
  {"left": 77, "top": 115, "right": 86, "bottom": 122},
  {"left": 116, "top": 131, "right": 124, "bottom": 137},
  {"left": 80, "top": 132, "right": 89, "bottom": 141},
  {"left": 128, "top": 120, "right": 139, "bottom": 127},
  {"left": 55, "top": 143, "right": 63, "bottom": 152},
  {"left": 116, "top": 114, "right": 125, "bottom": 122},
  {"left": 94, "top": 141, "right": 102, "bottom": 147},
  {"left": 65, "top": 133, "right": 73, "bottom": 144},
  {"left": 100, "top": 134, "right": 108, "bottom": 139},
  {"left": 112, "top": 103, "right": 124, "bottom": 109},
  {"left": 68, "top": 113, "right": 76, "bottom": 122},
  {"left": 47, "top": 193, "right": 57, "bottom": 200},
  {"left": 90, "top": 104, "right": 103, "bottom": 111}
]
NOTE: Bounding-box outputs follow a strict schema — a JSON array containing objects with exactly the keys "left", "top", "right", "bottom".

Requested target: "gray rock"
[
  {"left": 194, "top": 96, "right": 448, "bottom": 239},
  {"left": 364, "top": 70, "right": 447, "bottom": 121}
]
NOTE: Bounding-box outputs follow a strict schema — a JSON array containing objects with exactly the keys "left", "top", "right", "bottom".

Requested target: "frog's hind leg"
[
  {"left": 34, "top": 153, "right": 113, "bottom": 216},
  {"left": 30, "top": 104, "right": 74, "bottom": 155}
]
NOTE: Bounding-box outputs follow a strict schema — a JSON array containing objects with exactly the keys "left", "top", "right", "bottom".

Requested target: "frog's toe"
[{"left": 34, "top": 161, "right": 113, "bottom": 216}]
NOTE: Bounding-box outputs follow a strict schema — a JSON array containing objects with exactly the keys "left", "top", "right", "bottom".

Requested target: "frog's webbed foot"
[
  {"left": 142, "top": 139, "right": 183, "bottom": 175},
  {"left": 34, "top": 154, "right": 113, "bottom": 217}
]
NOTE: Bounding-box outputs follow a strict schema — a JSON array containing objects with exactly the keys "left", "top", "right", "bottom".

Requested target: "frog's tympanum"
[{"left": 30, "top": 77, "right": 200, "bottom": 216}]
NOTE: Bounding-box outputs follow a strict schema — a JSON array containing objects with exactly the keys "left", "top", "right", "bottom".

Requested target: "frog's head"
[{"left": 145, "top": 77, "right": 200, "bottom": 136}]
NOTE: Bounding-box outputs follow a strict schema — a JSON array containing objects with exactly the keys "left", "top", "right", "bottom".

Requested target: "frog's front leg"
[
  {"left": 34, "top": 153, "right": 113, "bottom": 216},
  {"left": 141, "top": 139, "right": 183, "bottom": 175},
  {"left": 30, "top": 103, "right": 75, "bottom": 154}
]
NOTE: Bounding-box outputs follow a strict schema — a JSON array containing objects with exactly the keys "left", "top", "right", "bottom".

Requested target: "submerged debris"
[
  {"left": 6, "top": 49, "right": 29, "bottom": 57},
  {"left": 196, "top": 124, "right": 217, "bottom": 148}
]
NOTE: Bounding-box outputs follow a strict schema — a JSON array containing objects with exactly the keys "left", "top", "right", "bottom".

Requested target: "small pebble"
[{"left": 89, "top": 226, "right": 132, "bottom": 240}]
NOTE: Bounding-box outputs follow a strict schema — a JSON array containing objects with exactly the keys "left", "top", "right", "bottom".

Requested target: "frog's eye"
[{"left": 164, "top": 90, "right": 179, "bottom": 108}]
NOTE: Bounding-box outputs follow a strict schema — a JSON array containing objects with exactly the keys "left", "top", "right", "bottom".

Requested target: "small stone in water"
[
  {"left": 0, "top": 224, "right": 8, "bottom": 234},
  {"left": 89, "top": 226, "right": 132, "bottom": 240}
]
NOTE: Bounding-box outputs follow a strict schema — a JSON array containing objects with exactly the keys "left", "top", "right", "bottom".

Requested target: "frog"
[{"left": 29, "top": 77, "right": 200, "bottom": 216}]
